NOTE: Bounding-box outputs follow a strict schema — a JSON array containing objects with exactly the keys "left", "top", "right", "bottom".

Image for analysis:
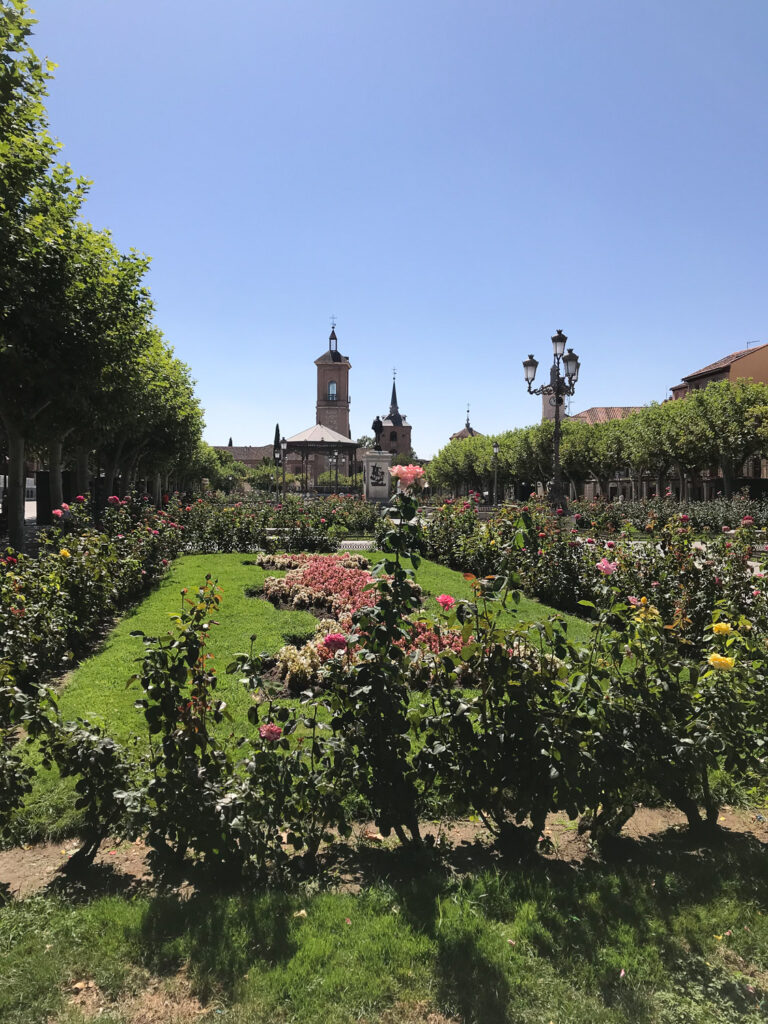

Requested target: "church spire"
[{"left": 389, "top": 369, "right": 399, "bottom": 418}]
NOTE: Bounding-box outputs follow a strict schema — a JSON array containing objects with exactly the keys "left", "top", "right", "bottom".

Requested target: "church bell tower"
[{"left": 314, "top": 325, "right": 351, "bottom": 437}]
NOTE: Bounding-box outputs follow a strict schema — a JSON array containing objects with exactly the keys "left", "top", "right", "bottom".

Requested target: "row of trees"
[
  {"left": 0, "top": 2, "right": 204, "bottom": 549},
  {"left": 427, "top": 379, "right": 768, "bottom": 499}
]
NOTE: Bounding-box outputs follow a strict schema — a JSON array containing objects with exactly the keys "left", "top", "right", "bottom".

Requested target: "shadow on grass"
[
  {"left": 323, "top": 823, "right": 768, "bottom": 1021},
  {"left": 135, "top": 890, "right": 298, "bottom": 1001}
]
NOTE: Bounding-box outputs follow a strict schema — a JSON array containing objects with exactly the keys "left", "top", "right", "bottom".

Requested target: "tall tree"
[{"left": 0, "top": 2, "right": 87, "bottom": 546}]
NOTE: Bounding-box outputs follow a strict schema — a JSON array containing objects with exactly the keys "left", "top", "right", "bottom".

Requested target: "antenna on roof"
[
  {"left": 747, "top": 340, "right": 762, "bottom": 348},
  {"left": 329, "top": 314, "right": 337, "bottom": 330}
]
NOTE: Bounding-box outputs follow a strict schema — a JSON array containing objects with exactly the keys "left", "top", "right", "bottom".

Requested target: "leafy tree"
[{"left": 698, "top": 379, "right": 768, "bottom": 497}]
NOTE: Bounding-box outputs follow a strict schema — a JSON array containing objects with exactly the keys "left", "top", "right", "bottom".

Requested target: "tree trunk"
[
  {"left": 48, "top": 438, "right": 64, "bottom": 511},
  {"left": 153, "top": 472, "right": 162, "bottom": 508},
  {"left": 102, "top": 440, "right": 125, "bottom": 498},
  {"left": 722, "top": 465, "right": 734, "bottom": 498},
  {"left": 75, "top": 446, "right": 90, "bottom": 496},
  {"left": 5, "top": 428, "right": 26, "bottom": 552}
]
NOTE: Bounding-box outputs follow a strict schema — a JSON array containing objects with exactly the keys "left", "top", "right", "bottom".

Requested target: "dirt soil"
[
  {"left": 2, "top": 806, "right": 767, "bottom": 901},
  {"left": 64, "top": 967, "right": 208, "bottom": 1023}
]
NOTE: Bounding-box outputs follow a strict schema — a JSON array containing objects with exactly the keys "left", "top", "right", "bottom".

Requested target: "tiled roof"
[
  {"left": 450, "top": 425, "right": 484, "bottom": 440},
  {"left": 315, "top": 349, "right": 349, "bottom": 364},
  {"left": 570, "top": 407, "right": 643, "bottom": 426},
  {"left": 682, "top": 344, "right": 768, "bottom": 381},
  {"left": 286, "top": 424, "right": 356, "bottom": 445},
  {"left": 212, "top": 445, "right": 273, "bottom": 463}
]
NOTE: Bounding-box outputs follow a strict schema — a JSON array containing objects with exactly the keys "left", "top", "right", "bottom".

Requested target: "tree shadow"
[{"left": 135, "top": 889, "right": 297, "bottom": 1001}]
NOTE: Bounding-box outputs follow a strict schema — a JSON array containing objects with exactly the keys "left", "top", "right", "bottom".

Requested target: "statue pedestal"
[{"left": 362, "top": 451, "right": 394, "bottom": 503}]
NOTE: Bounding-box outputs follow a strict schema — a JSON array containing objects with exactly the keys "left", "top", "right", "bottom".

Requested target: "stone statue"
[{"left": 371, "top": 415, "right": 383, "bottom": 451}]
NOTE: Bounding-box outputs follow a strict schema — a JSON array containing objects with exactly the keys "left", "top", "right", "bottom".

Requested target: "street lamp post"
[
  {"left": 280, "top": 437, "right": 287, "bottom": 499},
  {"left": 495, "top": 438, "right": 501, "bottom": 505},
  {"left": 332, "top": 448, "right": 339, "bottom": 492},
  {"left": 523, "top": 330, "right": 580, "bottom": 509}
]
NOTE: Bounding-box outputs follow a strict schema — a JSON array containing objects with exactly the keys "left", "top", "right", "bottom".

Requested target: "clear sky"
[{"left": 30, "top": 0, "right": 768, "bottom": 458}]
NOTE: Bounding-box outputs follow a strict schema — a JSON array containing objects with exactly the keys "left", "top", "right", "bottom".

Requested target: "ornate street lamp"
[
  {"left": 492, "top": 440, "right": 500, "bottom": 506},
  {"left": 280, "top": 437, "right": 287, "bottom": 499},
  {"left": 332, "top": 448, "right": 339, "bottom": 491},
  {"left": 523, "top": 330, "right": 580, "bottom": 509}
]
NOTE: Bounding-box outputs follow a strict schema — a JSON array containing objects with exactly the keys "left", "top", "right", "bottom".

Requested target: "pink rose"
[
  {"left": 52, "top": 508, "right": 63, "bottom": 518},
  {"left": 680, "top": 514, "right": 689, "bottom": 523},
  {"left": 107, "top": 495, "right": 120, "bottom": 505},
  {"left": 627, "top": 596, "right": 640, "bottom": 605},
  {"left": 742, "top": 516, "right": 754, "bottom": 526},
  {"left": 556, "top": 508, "right": 564, "bottom": 516},
  {"left": 75, "top": 495, "right": 85, "bottom": 502},
  {"left": 259, "top": 723, "right": 283, "bottom": 741},
  {"left": 60, "top": 502, "right": 70, "bottom": 511},
  {"left": 586, "top": 537, "right": 595, "bottom": 545},
  {"left": 323, "top": 632, "right": 348, "bottom": 653},
  {"left": 722, "top": 526, "right": 730, "bottom": 533},
  {"left": 389, "top": 464, "right": 426, "bottom": 490},
  {"left": 436, "top": 594, "right": 456, "bottom": 610},
  {"left": 606, "top": 541, "right": 615, "bottom": 549},
  {"left": 596, "top": 557, "right": 618, "bottom": 575}
]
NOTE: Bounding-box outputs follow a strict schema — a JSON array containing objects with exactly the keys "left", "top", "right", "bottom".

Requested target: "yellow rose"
[
  {"left": 59, "top": 548, "right": 71, "bottom": 559},
  {"left": 707, "top": 653, "right": 735, "bottom": 671},
  {"left": 712, "top": 622, "right": 733, "bottom": 635}
]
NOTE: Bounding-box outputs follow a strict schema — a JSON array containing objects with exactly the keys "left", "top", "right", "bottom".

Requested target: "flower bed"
[
  {"left": 1, "top": 497, "right": 181, "bottom": 684},
  {"left": 176, "top": 494, "right": 379, "bottom": 553}
]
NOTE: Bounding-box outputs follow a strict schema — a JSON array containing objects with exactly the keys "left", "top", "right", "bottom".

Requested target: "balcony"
[{"left": 324, "top": 393, "right": 348, "bottom": 402}]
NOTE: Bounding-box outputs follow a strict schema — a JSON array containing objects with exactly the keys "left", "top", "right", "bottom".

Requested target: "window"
[
  {"left": 389, "top": 431, "right": 397, "bottom": 442},
  {"left": 328, "top": 381, "right": 337, "bottom": 400}
]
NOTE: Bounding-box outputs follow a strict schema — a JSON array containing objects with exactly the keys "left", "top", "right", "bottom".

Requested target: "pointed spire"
[
  {"left": 389, "top": 373, "right": 399, "bottom": 417},
  {"left": 466, "top": 403, "right": 471, "bottom": 429}
]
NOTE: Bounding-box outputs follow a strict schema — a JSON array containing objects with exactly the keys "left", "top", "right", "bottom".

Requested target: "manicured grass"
[
  {"left": 1, "top": 837, "right": 766, "bottom": 1023},
  {"left": 9, "top": 552, "right": 590, "bottom": 846},
  {"left": 54, "top": 554, "right": 317, "bottom": 745},
  {"left": 366, "top": 552, "right": 592, "bottom": 644}
]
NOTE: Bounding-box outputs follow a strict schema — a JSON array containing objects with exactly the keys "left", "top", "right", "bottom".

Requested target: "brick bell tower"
[{"left": 315, "top": 325, "right": 351, "bottom": 437}]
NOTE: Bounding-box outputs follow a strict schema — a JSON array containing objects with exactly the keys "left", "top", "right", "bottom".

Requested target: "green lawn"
[
  {"left": 8, "top": 552, "right": 589, "bottom": 846},
  {"left": 1, "top": 837, "right": 766, "bottom": 1023}
]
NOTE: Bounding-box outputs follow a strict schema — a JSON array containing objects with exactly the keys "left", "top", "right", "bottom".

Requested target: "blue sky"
[{"left": 31, "top": 0, "right": 768, "bottom": 458}]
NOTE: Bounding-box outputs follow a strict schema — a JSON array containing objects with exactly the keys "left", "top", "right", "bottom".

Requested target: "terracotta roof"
[
  {"left": 450, "top": 425, "right": 484, "bottom": 440},
  {"left": 286, "top": 424, "right": 356, "bottom": 445},
  {"left": 570, "top": 407, "right": 642, "bottom": 426},
  {"left": 682, "top": 344, "right": 768, "bottom": 382},
  {"left": 212, "top": 445, "right": 273, "bottom": 463},
  {"left": 315, "top": 349, "right": 349, "bottom": 364}
]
